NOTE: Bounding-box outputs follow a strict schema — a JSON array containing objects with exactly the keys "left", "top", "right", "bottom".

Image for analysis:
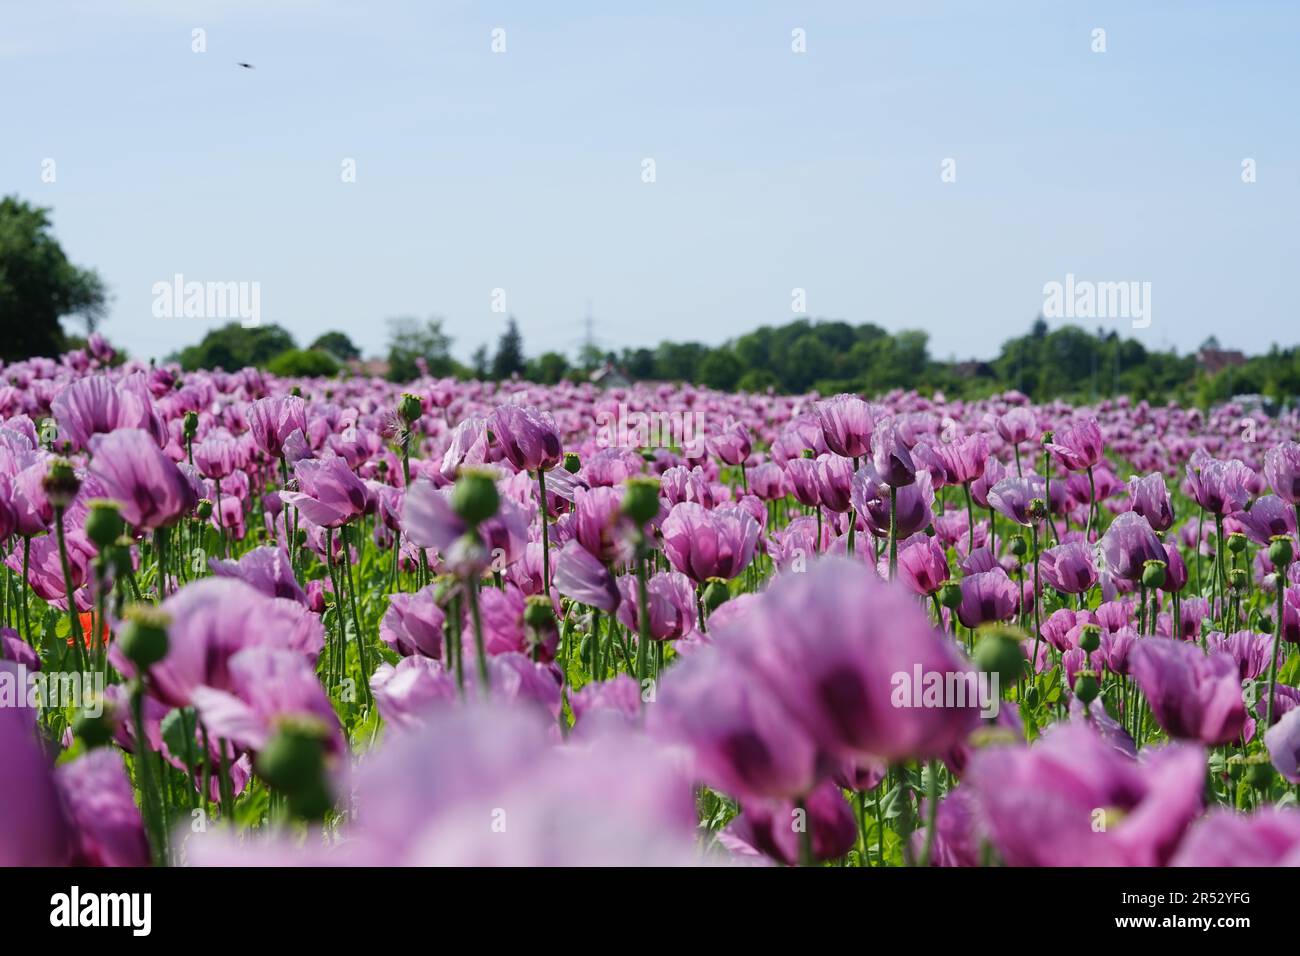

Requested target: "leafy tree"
[
  {"left": 0, "top": 196, "right": 108, "bottom": 360},
  {"left": 491, "top": 317, "right": 526, "bottom": 380},
  {"left": 176, "top": 322, "right": 296, "bottom": 371},
  {"left": 470, "top": 345, "right": 490, "bottom": 379},
  {"left": 267, "top": 348, "right": 340, "bottom": 378},
  {"left": 526, "top": 351, "right": 569, "bottom": 385},
  {"left": 385, "top": 316, "right": 456, "bottom": 382},
  {"left": 309, "top": 331, "right": 360, "bottom": 361},
  {"left": 699, "top": 349, "right": 743, "bottom": 390}
]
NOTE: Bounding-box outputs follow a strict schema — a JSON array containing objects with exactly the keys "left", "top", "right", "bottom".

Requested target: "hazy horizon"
[{"left": 4, "top": 0, "right": 1297, "bottom": 365}]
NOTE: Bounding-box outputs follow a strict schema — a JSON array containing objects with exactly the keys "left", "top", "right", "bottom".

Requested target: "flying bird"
[{"left": 236, "top": 62, "right": 255, "bottom": 69}]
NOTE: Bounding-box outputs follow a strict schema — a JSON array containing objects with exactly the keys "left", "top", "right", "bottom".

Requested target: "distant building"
[
  {"left": 347, "top": 358, "right": 391, "bottom": 378},
  {"left": 1197, "top": 347, "right": 1246, "bottom": 375},
  {"left": 589, "top": 362, "right": 631, "bottom": 389}
]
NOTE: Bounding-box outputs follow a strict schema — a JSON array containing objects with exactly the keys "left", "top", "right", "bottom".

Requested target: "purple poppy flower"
[
  {"left": 747, "top": 462, "right": 786, "bottom": 500},
  {"left": 987, "top": 475, "right": 1046, "bottom": 527},
  {"left": 1185, "top": 456, "right": 1255, "bottom": 516},
  {"left": 370, "top": 657, "right": 458, "bottom": 731},
  {"left": 0, "top": 707, "right": 70, "bottom": 865},
  {"left": 708, "top": 419, "right": 752, "bottom": 467},
  {"left": 248, "top": 394, "right": 307, "bottom": 460},
  {"left": 895, "top": 532, "right": 950, "bottom": 597},
  {"left": 956, "top": 570, "right": 1019, "bottom": 628},
  {"left": 489, "top": 404, "right": 563, "bottom": 473},
  {"left": 191, "top": 645, "right": 345, "bottom": 757},
  {"left": 281, "top": 455, "right": 368, "bottom": 528},
  {"left": 208, "top": 546, "right": 308, "bottom": 605},
  {"left": 996, "top": 407, "right": 1036, "bottom": 445},
  {"left": 870, "top": 417, "right": 916, "bottom": 487},
  {"left": 1129, "top": 639, "right": 1246, "bottom": 746},
  {"left": 852, "top": 464, "right": 935, "bottom": 538},
  {"left": 1039, "top": 540, "right": 1098, "bottom": 594},
  {"left": 616, "top": 570, "right": 695, "bottom": 640},
  {"left": 52, "top": 374, "right": 165, "bottom": 451},
  {"left": 1171, "top": 808, "right": 1300, "bottom": 866},
  {"left": 967, "top": 722, "right": 1205, "bottom": 866},
  {"left": 934, "top": 433, "right": 988, "bottom": 486},
  {"left": 1099, "top": 511, "right": 1167, "bottom": 582},
  {"left": 381, "top": 586, "right": 447, "bottom": 659},
  {"left": 1204, "top": 630, "right": 1277, "bottom": 682},
  {"left": 1128, "top": 473, "right": 1174, "bottom": 532},
  {"left": 724, "top": 558, "right": 982, "bottom": 763},
  {"left": 1264, "top": 441, "right": 1300, "bottom": 505},
  {"left": 1234, "top": 495, "right": 1297, "bottom": 546},
  {"left": 569, "top": 675, "right": 643, "bottom": 736},
  {"left": 650, "top": 642, "right": 821, "bottom": 801},
  {"left": 661, "top": 501, "right": 759, "bottom": 585},
  {"left": 1264, "top": 708, "right": 1300, "bottom": 784},
  {"left": 727, "top": 779, "right": 857, "bottom": 865},
  {"left": 193, "top": 433, "right": 239, "bottom": 480},
  {"left": 815, "top": 453, "right": 854, "bottom": 513},
  {"left": 112, "top": 577, "right": 325, "bottom": 707},
  {"left": 1045, "top": 418, "right": 1104, "bottom": 472},
  {"left": 783, "top": 456, "right": 822, "bottom": 508},
  {"left": 55, "top": 750, "right": 151, "bottom": 867},
  {"left": 814, "top": 394, "right": 873, "bottom": 460},
  {"left": 439, "top": 417, "right": 489, "bottom": 480},
  {"left": 88, "top": 428, "right": 197, "bottom": 531},
  {"left": 553, "top": 539, "right": 621, "bottom": 613}
]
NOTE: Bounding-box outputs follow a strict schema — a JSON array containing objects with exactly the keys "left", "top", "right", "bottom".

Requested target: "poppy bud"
[
  {"left": 1228, "top": 568, "right": 1247, "bottom": 592},
  {"left": 118, "top": 605, "right": 171, "bottom": 668},
  {"left": 73, "top": 705, "right": 115, "bottom": 749},
  {"left": 196, "top": 498, "right": 213, "bottom": 520},
  {"left": 937, "top": 580, "right": 962, "bottom": 609},
  {"left": 972, "top": 626, "right": 1026, "bottom": 687},
  {"left": 450, "top": 468, "right": 500, "bottom": 526},
  {"left": 1226, "top": 532, "right": 1247, "bottom": 555},
  {"left": 523, "top": 594, "right": 554, "bottom": 630},
  {"left": 1040, "top": 430, "right": 1054, "bottom": 446},
  {"left": 1072, "top": 670, "right": 1100, "bottom": 705},
  {"left": 1269, "top": 535, "right": 1294, "bottom": 568},
  {"left": 42, "top": 459, "right": 80, "bottom": 508},
  {"left": 1141, "top": 559, "right": 1166, "bottom": 589},
  {"left": 621, "top": 477, "right": 661, "bottom": 525},
  {"left": 289, "top": 385, "right": 302, "bottom": 397},
  {"left": 84, "top": 500, "right": 125, "bottom": 549},
  {"left": 702, "top": 578, "right": 731, "bottom": 613},
  {"left": 563, "top": 451, "right": 582, "bottom": 474},
  {"left": 1010, "top": 535, "right": 1027, "bottom": 557},
  {"left": 1023, "top": 685, "right": 1040, "bottom": 708},
  {"left": 1245, "top": 755, "right": 1275, "bottom": 790},
  {"left": 398, "top": 392, "right": 423, "bottom": 425},
  {"left": 1078, "top": 623, "right": 1101, "bottom": 653},
  {"left": 256, "top": 717, "right": 332, "bottom": 820},
  {"left": 182, "top": 410, "right": 199, "bottom": 441}
]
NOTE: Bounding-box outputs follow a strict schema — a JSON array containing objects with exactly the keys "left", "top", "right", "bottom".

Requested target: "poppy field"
[{"left": 2, "top": 335, "right": 1299, "bottom": 868}]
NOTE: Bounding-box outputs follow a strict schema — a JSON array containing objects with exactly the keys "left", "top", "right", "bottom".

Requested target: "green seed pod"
[
  {"left": 84, "top": 500, "right": 125, "bottom": 550},
  {"left": 702, "top": 578, "right": 731, "bottom": 613},
  {"left": 1072, "top": 670, "right": 1100, "bottom": 705},
  {"left": 451, "top": 469, "right": 500, "bottom": 526},
  {"left": 972, "top": 626, "right": 1026, "bottom": 687},
  {"left": 621, "top": 477, "right": 662, "bottom": 525},
  {"left": 118, "top": 606, "right": 171, "bottom": 668},
  {"left": 1141, "top": 559, "right": 1167, "bottom": 589}
]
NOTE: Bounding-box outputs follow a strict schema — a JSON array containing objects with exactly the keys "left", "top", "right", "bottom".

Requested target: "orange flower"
[{"left": 68, "top": 612, "right": 112, "bottom": 649}]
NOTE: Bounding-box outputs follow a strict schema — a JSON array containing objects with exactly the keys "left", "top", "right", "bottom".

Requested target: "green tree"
[
  {"left": 267, "top": 348, "right": 340, "bottom": 378},
  {"left": 176, "top": 322, "right": 296, "bottom": 371},
  {"left": 0, "top": 196, "right": 108, "bottom": 360},
  {"left": 491, "top": 317, "right": 526, "bottom": 380},
  {"left": 309, "top": 331, "right": 360, "bottom": 361},
  {"left": 699, "top": 348, "right": 743, "bottom": 390},
  {"left": 526, "top": 351, "right": 569, "bottom": 385},
  {"left": 385, "top": 316, "right": 456, "bottom": 382}
]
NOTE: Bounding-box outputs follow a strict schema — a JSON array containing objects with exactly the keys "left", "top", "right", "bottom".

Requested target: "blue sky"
[{"left": 3, "top": 1, "right": 1297, "bottom": 364}]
